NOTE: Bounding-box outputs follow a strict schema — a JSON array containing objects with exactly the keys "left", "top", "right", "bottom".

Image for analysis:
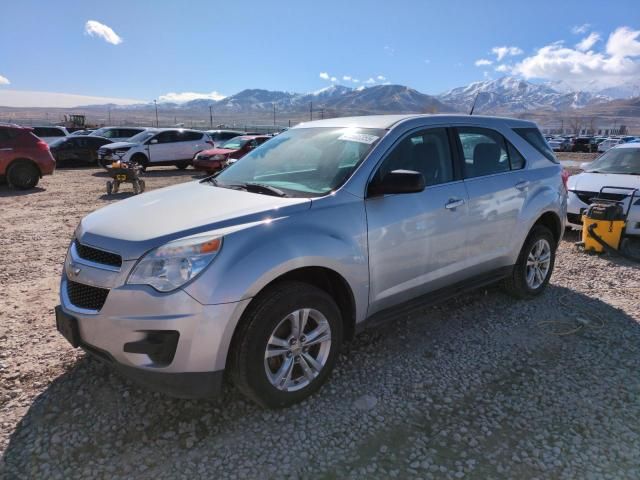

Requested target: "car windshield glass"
[
  {"left": 128, "top": 131, "right": 156, "bottom": 144},
  {"left": 213, "top": 127, "right": 385, "bottom": 197},
  {"left": 220, "top": 138, "right": 249, "bottom": 150},
  {"left": 90, "top": 128, "right": 111, "bottom": 137},
  {"left": 587, "top": 148, "right": 640, "bottom": 174},
  {"left": 49, "top": 138, "right": 67, "bottom": 147}
]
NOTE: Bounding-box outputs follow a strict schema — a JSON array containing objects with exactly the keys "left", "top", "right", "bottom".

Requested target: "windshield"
[
  {"left": 213, "top": 127, "right": 385, "bottom": 197},
  {"left": 220, "top": 137, "right": 249, "bottom": 150},
  {"left": 128, "top": 131, "right": 156, "bottom": 144},
  {"left": 49, "top": 138, "right": 67, "bottom": 147},
  {"left": 587, "top": 148, "right": 640, "bottom": 174},
  {"left": 90, "top": 127, "right": 112, "bottom": 137}
]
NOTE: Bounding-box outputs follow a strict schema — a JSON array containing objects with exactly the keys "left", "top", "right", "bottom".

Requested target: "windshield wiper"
[{"left": 228, "top": 182, "right": 288, "bottom": 197}]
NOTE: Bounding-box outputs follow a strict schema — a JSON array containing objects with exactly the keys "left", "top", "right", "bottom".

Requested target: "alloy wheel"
[{"left": 526, "top": 239, "right": 551, "bottom": 289}]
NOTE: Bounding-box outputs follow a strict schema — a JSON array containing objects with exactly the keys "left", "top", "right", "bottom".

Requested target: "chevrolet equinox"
[{"left": 56, "top": 115, "right": 566, "bottom": 408}]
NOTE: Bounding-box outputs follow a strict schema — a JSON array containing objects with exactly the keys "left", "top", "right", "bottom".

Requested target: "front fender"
[{"left": 184, "top": 193, "right": 369, "bottom": 321}]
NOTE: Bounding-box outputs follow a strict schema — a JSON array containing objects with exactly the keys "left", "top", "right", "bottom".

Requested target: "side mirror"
[
  {"left": 368, "top": 169, "right": 425, "bottom": 196},
  {"left": 149, "top": 139, "right": 158, "bottom": 144}
]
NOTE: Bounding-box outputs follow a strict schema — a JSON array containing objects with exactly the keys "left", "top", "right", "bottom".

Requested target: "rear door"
[
  {"left": 365, "top": 127, "right": 469, "bottom": 315},
  {"left": 180, "top": 131, "right": 206, "bottom": 160},
  {"left": 454, "top": 126, "right": 527, "bottom": 272}
]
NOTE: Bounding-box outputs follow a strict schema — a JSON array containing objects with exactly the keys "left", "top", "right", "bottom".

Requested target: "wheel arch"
[
  {"left": 224, "top": 266, "right": 357, "bottom": 370},
  {"left": 7, "top": 157, "right": 42, "bottom": 178},
  {"left": 532, "top": 210, "right": 562, "bottom": 245}
]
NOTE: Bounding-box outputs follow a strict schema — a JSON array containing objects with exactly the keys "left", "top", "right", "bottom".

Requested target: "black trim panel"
[{"left": 356, "top": 266, "right": 513, "bottom": 333}]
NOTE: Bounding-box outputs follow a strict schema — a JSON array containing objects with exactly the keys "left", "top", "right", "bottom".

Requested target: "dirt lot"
[{"left": 1, "top": 164, "right": 640, "bottom": 479}]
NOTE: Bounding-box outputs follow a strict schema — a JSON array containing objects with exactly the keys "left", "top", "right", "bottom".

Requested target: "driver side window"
[{"left": 376, "top": 128, "right": 454, "bottom": 187}]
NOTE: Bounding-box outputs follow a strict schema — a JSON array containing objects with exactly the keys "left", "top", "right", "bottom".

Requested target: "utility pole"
[
  {"left": 309, "top": 102, "right": 313, "bottom": 121},
  {"left": 273, "top": 103, "right": 276, "bottom": 126},
  {"left": 108, "top": 106, "right": 111, "bottom": 124},
  {"left": 319, "top": 108, "right": 324, "bottom": 120},
  {"left": 154, "top": 99, "right": 159, "bottom": 127},
  {"left": 209, "top": 105, "right": 213, "bottom": 128}
]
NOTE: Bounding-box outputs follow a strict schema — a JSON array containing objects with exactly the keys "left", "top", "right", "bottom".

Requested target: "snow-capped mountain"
[{"left": 437, "top": 76, "right": 611, "bottom": 113}]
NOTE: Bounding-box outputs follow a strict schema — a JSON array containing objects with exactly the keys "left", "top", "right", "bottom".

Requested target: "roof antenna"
[{"left": 469, "top": 93, "right": 480, "bottom": 115}]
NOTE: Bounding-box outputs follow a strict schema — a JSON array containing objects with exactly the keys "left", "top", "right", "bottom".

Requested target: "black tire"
[
  {"left": 7, "top": 160, "right": 40, "bottom": 190},
  {"left": 229, "top": 281, "right": 343, "bottom": 408},
  {"left": 175, "top": 162, "right": 189, "bottom": 170},
  {"left": 131, "top": 154, "right": 148, "bottom": 172},
  {"left": 133, "top": 180, "right": 140, "bottom": 195},
  {"left": 106, "top": 180, "right": 113, "bottom": 195},
  {"left": 139, "top": 180, "right": 146, "bottom": 192},
  {"left": 503, "top": 225, "right": 556, "bottom": 299}
]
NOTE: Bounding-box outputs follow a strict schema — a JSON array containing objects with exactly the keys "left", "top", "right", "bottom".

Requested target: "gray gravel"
[{"left": 2, "top": 168, "right": 640, "bottom": 479}]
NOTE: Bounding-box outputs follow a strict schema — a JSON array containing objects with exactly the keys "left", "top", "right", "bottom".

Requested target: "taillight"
[
  {"left": 561, "top": 169, "right": 570, "bottom": 190},
  {"left": 36, "top": 141, "right": 49, "bottom": 151}
]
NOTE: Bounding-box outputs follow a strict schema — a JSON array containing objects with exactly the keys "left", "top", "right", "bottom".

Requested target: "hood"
[
  {"left": 199, "top": 147, "right": 236, "bottom": 156},
  {"left": 101, "top": 141, "right": 138, "bottom": 150},
  {"left": 568, "top": 172, "right": 640, "bottom": 192},
  {"left": 77, "top": 180, "right": 311, "bottom": 259}
]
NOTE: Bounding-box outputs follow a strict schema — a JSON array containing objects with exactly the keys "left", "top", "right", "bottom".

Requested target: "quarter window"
[{"left": 377, "top": 128, "right": 454, "bottom": 187}]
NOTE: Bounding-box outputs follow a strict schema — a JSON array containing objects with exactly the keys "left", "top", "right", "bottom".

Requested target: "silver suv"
[{"left": 56, "top": 115, "right": 566, "bottom": 407}]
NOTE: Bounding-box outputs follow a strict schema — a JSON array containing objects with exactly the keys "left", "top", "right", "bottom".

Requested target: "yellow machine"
[{"left": 580, "top": 186, "right": 638, "bottom": 254}]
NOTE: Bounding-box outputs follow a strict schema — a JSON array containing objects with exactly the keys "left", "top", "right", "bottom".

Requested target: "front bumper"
[
  {"left": 192, "top": 158, "right": 225, "bottom": 172},
  {"left": 566, "top": 191, "right": 587, "bottom": 229},
  {"left": 58, "top": 270, "right": 251, "bottom": 397}
]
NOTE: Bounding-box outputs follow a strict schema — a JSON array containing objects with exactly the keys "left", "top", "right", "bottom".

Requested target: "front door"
[
  {"left": 148, "top": 130, "right": 179, "bottom": 163},
  {"left": 365, "top": 127, "right": 469, "bottom": 315}
]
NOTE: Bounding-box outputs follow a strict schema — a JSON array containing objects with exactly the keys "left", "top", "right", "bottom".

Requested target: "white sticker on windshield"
[{"left": 338, "top": 133, "right": 379, "bottom": 144}]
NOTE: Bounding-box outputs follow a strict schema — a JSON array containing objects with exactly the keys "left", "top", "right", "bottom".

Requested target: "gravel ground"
[{"left": 1, "top": 165, "right": 640, "bottom": 479}]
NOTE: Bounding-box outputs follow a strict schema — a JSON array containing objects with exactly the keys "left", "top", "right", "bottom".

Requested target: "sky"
[{"left": 0, "top": 0, "right": 639, "bottom": 107}]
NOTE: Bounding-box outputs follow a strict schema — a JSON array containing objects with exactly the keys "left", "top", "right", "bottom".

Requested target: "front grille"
[
  {"left": 573, "top": 190, "right": 629, "bottom": 205},
  {"left": 67, "top": 280, "right": 110, "bottom": 311},
  {"left": 75, "top": 240, "right": 122, "bottom": 268}
]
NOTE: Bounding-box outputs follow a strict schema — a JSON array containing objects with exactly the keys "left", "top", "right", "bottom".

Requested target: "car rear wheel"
[
  {"left": 7, "top": 160, "right": 40, "bottom": 190},
  {"left": 503, "top": 225, "right": 556, "bottom": 298},
  {"left": 229, "top": 281, "right": 343, "bottom": 408},
  {"left": 131, "top": 154, "right": 148, "bottom": 172},
  {"left": 175, "top": 162, "right": 189, "bottom": 170}
]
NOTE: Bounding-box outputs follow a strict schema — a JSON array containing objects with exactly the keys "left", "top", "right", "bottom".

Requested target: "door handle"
[
  {"left": 515, "top": 180, "right": 530, "bottom": 190},
  {"left": 0, "top": 147, "right": 13, "bottom": 151},
  {"left": 445, "top": 198, "right": 465, "bottom": 210}
]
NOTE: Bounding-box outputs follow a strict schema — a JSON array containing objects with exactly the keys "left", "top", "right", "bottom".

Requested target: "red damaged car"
[
  {"left": 0, "top": 124, "right": 56, "bottom": 189},
  {"left": 192, "top": 135, "right": 270, "bottom": 173}
]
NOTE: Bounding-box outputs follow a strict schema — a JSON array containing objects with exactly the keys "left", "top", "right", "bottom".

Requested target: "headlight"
[
  {"left": 212, "top": 154, "right": 226, "bottom": 161},
  {"left": 115, "top": 150, "right": 129, "bottom": 156},
  {"left": 127, "top": 234, "right": 223, "bottom": 292}
]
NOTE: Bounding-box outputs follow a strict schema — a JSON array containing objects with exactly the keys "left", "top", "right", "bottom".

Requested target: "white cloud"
[
  {"left": 572, "top": 24, "right": 591, "bottom": 35},
  {"left": 0, "top": 75, "right": 9, "bottom": 85},
  {"left": 352, "top": 79, "right": 360, "bottom": 83},
  {"left": 158, "top": 91, "right": 226, "bottom": 103},
  {"left": 606, "top": 26, "right": 640, "bottom": 57},
  {"left": 576, "top": 32, "right": 600, "bottom": 52},
  {"left": 319, "top": 72, "right": 330, "bottom": 80},
  {"left": 365, "top": 78, "right": 376, "bottom": 84},
  {"left": 0, "top": 89, "right": 142, "bottom": 108},
  {"left": 475, "top": 58, "right": 493, "bottom": 66},
  {"left": 376, "top": 75, "right": 386, "bottom": 81},
  {"left": 342, "top": 75, "right": 351, "bottom": 81},
  {"left": 330, "top": 76, "right": 337, "bottom": 82},
  {"left": 84, "top": 20, "right": 123, "bottom": 45},
  {"left": 492, "top": 46, "right": 524, "bottom": 61},
  {"left": 495, "top": 64, "right": 511, "bottom": 73},
  {"left": 512, "top": 26, "right": 640, "bottom": 91}
]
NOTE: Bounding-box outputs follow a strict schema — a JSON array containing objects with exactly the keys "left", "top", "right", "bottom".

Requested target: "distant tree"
[{"left": 568, "top": 116, "right": 583, "bottom": 135}]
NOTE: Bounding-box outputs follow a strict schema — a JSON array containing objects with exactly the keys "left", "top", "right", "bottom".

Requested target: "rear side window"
[
  {"left": 33, "top": 127, "right": 65, "bottom": 137},
  {"left": 120, "top": 129, "right": 141, "bottom": 138},
  {"left": 456, "top": 127, "right": 510, "bottom": 178},
  {"left": 182, "top": 131, "right": 204, "bottom": 141},
  {"left": 513, "top": 127, "right": 558, "bottom": 164},
  {"left": 0, "top": 128, "right": 19, "bottom": 142}
]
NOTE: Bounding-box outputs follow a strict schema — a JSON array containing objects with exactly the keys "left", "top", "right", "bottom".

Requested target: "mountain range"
[{"left": 100, "top": 76, "right": 638, "bottom": 117}]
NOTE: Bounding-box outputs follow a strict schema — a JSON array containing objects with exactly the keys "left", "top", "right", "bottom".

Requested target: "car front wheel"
[{"left": 229, "top": 281, "right": 343, "bottom": 408}]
